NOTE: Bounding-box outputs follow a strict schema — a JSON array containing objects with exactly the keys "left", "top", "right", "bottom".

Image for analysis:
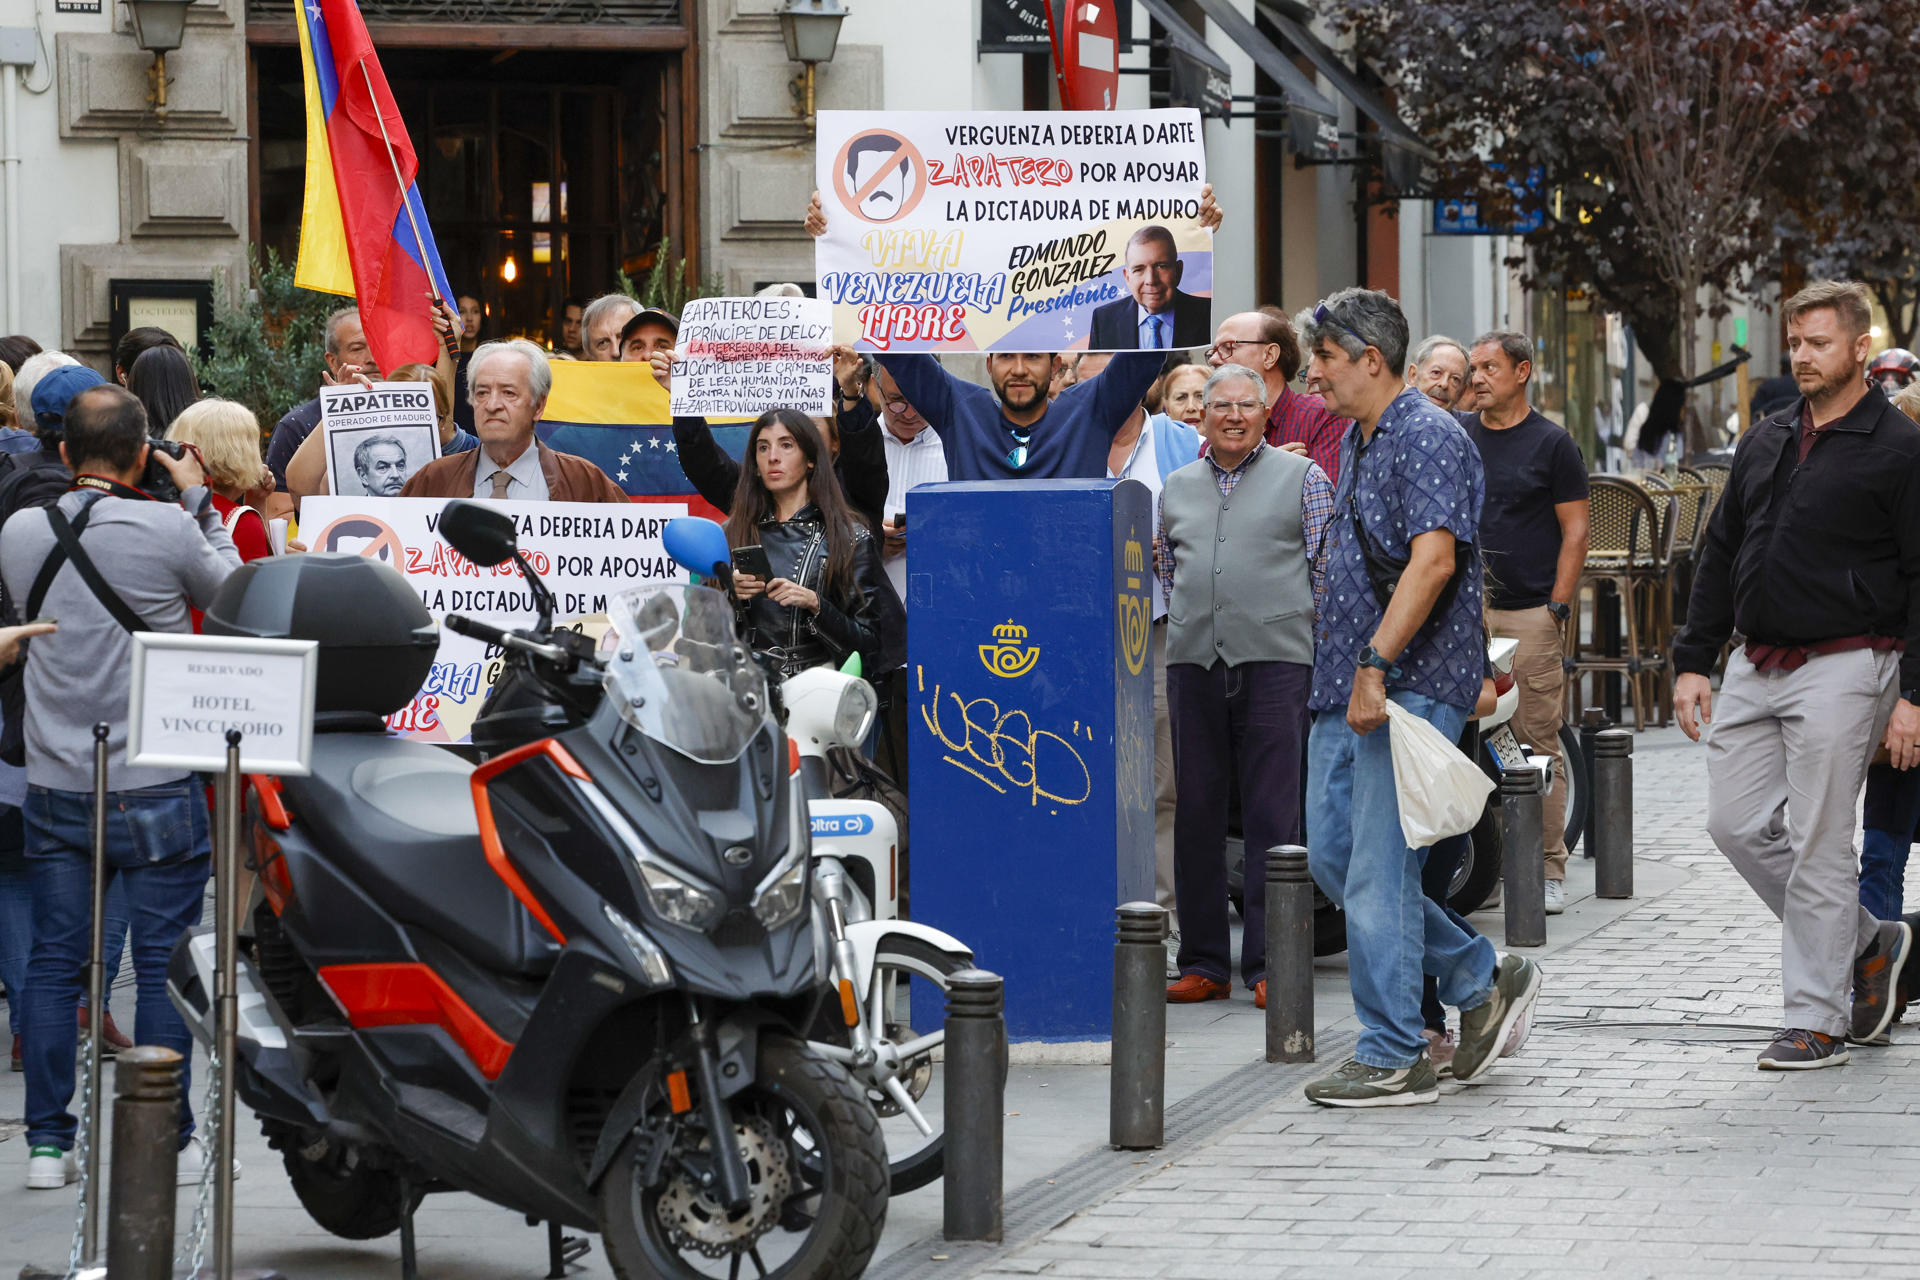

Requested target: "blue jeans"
[
  {"left": 22, "top": 780, "right": 209, "bottom": 1151},
  {"left": 1308, "top": 693, "right": 1498, "bottom": 1069},
  {"left": 1860, "top": 763, "right": 1920, "bottom": 920}
]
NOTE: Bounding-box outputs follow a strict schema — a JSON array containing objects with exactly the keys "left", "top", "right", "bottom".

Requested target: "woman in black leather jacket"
[{"left": 724, "top": 408, "right": 886, "bottom": 679}]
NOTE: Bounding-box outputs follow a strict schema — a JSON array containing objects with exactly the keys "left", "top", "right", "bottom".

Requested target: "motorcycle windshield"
[{"left": 603, "top": 585, "right": 771, "bottom": 764}]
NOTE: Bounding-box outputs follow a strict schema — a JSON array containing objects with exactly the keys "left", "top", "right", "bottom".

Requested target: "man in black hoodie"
[{"left": 1675, "top": 279, "right": 1920, "bottom": 1072}]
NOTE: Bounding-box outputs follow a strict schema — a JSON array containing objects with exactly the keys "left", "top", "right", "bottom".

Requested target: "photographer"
[{"left": 0, "top": 384, "right": 241, "bottom": 1189}]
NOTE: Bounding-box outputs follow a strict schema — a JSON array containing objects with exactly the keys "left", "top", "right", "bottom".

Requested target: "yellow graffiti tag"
[{"left": 919, "top": 681, "right": 1092, "bottom": 808}]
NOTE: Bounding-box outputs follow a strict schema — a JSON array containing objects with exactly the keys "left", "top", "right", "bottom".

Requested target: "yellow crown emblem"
[
  {"left": 1124, "top": 538, "right": 1144, "bottom": 573},
  {"left": 991, "top": 621, "right": 1029, "bottom": 641}
]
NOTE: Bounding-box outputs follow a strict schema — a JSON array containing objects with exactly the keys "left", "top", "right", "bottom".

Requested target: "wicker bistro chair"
[{"left": 1567, "top": 476, "right": 1676, "bottom": 731}]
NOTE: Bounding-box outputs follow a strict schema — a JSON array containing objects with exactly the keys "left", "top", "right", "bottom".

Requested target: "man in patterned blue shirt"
[{"left": 1296, "top": 289, "right": 1543, "bottom": 1107}]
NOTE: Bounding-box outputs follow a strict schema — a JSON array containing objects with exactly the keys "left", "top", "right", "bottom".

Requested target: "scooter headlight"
[
  {"left": 602, "top": 902, "right": 673, "bottom": 987},
  {"left": 751, "top": 848, "right": 809, "bottom": 930},
  {"left": 834, "top": 679, "right": 877, "bottom": 745},
  {"left": 638, "top": 859, "right": 726, "bottom": 932}
]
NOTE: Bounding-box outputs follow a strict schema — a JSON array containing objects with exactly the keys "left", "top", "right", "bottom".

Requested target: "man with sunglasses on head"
[
  {"left": 803, "top": 190, "right": 1224, "bottom": 481},
  {"left": 1206, "top": 307, "right": 1349, "bottom": 482},
  {"left": 1296, "top": 287, "right": 1542, "bottom": 1107}
]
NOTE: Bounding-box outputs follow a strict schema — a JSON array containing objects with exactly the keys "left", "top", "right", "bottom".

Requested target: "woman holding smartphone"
[{"left": 726, "top": 407, "right": 886, "bottom": 678}]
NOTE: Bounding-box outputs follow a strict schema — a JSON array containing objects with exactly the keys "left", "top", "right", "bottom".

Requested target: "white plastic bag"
[{"left": 1383, "top": 700, "right": 1495, "bottom": 849}]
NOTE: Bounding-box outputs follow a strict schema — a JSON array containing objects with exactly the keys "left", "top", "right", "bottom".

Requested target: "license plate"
[{"left": 1485, "top": 725, "right": 1528, "bottom": 771}]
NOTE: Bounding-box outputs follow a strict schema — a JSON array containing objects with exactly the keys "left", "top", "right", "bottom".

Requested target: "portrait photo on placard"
[{"left": 326, "top": 424, "right": 437, "bottom": 498}]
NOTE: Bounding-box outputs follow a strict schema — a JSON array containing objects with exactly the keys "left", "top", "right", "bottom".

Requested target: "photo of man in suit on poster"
[{"left": 1088, "top": 224, "right": 1213, "bottom": 350}]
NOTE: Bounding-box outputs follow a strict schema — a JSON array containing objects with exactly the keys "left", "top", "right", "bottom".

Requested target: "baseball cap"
[
  {"left": 619, "top": 307, "right": 680, "bottom": 346},
  {"left": 31, "top": 365, "right": 107, "bottom": 436}
]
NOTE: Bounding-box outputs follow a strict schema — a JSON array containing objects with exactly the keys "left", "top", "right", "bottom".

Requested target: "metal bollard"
[
  {"left": 106, "top": 1047, "right": 183, "bottom": 1280},
  {"left": 1110, "top": 903, "right": 1166, "bottom": 1150},
  {"left": 943, "top": 968, "right": 1005, "bottom": 1243},
  {"left": 1264, "top": 846, "right": 1314, "bottom": 1063},
  {"left": 1500, "top": 763, "right": 1547, "bottom": 947},
  {"left": 1593, "top": 730, "right": 1634, "bottom": 899},
  {"left": 1579, "top": 706, "right": 1610, "bottom": 859}
]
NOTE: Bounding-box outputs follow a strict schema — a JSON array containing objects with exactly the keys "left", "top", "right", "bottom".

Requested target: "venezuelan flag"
[
  {"left": 538, "top": 362, "right": 747, "bottom": 520},
  {"left": 294, "top": 0, "right": 453, "bottom": 370}
]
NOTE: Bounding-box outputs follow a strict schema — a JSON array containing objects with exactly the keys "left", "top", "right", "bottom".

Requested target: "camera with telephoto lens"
[{"left": 143, "top": 437, "right": 188, "bottom": 503}]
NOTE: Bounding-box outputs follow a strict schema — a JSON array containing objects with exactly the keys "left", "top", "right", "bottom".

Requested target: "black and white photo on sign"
[{"left": 319, "top": 381, "right": 441, "bottom": 498}]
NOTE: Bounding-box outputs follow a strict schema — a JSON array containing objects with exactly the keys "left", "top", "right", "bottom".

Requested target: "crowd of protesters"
[{"left": 0, "top": 204, "right": 1914, "bottom": 1184}]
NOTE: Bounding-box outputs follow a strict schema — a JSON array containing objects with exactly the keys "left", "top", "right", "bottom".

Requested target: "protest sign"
[
  {"left": 320, "top": 381, "right": 441, "bottom": 498},
  {"left": 300, "top": 496, "right": 686, "bottom": 742},
  {"left": 669, "top": 296, "right": 835, "bottom": 418},
  {"left": 813, "top": 109, "right": 1211, "bottom": 353}
]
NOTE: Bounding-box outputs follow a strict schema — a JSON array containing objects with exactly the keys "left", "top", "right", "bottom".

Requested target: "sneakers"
[
  {"left": 1544, "top": 880, "right": 1566, "bottom": 915},
  {"left": 1165, "top": 972, "right": 1230, "bottom": 1003},
  {"left": 177, "top": 1134, "right": 241, "bottom": 1186},
  {"left": 1421, "top": 1028, "right": 1456, "bottom": 1078},
  {"left": 26, "top": 1145, "right": 76, "bottom": 1190},
  {"left": 1453, "top": 953, "right": 1543, "bottom": 1082},
  {"left": 1758, "top": 1027, "right": 1849, "bottom": 1070},
  {"left": 1164, "top": 925, "right": 1181, "bottom": 981},
  {"left": 1851, "top": 919, "right": 1913, "bottom": 1044},
  {"left": 1305, "top": 1055, "right": 1439, "bottom": 1107}
]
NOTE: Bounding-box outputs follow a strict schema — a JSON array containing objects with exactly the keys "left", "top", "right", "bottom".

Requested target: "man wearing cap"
[{"left": 620, "top": 308, "right": 679, "bottom": 364}]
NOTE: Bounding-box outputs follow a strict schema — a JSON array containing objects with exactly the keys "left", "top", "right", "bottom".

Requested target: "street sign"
[
  {"left": 1046, "top": 0, "right": 1119, "bottom": 111},
  {"left": 126, "top": 633, "right": 319, "bottom": 776},
  {"left": 1433, "top": 165, "right": 1545, "bottom": 236}
]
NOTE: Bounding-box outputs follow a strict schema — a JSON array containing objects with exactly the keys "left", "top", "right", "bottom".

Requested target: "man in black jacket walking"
[{"left": 1675, "top": 279, "right": 1920, "bottom": 1071}]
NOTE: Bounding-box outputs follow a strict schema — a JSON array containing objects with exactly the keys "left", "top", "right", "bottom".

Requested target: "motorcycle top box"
[{"left": 169, "top": 503, "right": 889, "bottom": 1280}]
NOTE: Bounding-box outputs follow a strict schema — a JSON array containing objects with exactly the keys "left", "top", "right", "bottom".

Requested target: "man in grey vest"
[{"left": 1157, "top": 364, "right": 1333, "bottom": 1005}]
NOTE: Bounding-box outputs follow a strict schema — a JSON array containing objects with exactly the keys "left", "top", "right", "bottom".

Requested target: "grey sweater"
[{"left": 0, "top": 488, "right": 240, "bottom": 792}]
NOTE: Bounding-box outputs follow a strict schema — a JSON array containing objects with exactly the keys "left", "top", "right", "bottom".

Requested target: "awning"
[
  {"left": 1136, "top": 0, "right": 1232, "bottom": 120},
  {"left": 1256, "top": 0, "right": 1436, "bottom": 177},
  {"left": 1185, "top": 0, "right": 1340, "bottom": 159}
]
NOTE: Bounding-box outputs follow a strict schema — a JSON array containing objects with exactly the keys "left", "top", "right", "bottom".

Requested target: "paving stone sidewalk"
[{"left": 965, "top": 728, "right": 1920, "bottom": 1280}]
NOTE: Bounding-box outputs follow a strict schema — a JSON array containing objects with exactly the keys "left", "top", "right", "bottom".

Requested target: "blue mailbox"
[{"left": 905, "top": 479, "right": 1154, "bottom": 1041}]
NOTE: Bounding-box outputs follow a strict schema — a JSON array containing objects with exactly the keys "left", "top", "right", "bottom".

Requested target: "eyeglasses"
[
  {"left": 1207, "top": 338, "right": 1277, "bottom": 363},
  {"left": 1005, "top": 424, "right": 1033, "bottom": 470},
  {"left": 1206, "top": 399, "right": 1265, "bottom": 416},
  {"left": 885, "top": 398, "right": 913, "bottom": 414},
  {"left": 1313, "top": 302, "right": 1371, "bottom": 352}
]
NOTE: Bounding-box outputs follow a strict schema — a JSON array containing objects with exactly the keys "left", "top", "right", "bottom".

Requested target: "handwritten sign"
[
  {"left": 299, "top": 496, "right": 685, "bottom": 742},
  {"left": 320, "top": 382, "right": 441, "bottom": 498},
  {"left": 669, "top": 296, "right": 835, "bottom": 418},
  {"left": 126, "top": 634, "right": 319, "bottom": 776},
  {"left": 813, "top": 109, "right": 1212, "bottom": 353}
]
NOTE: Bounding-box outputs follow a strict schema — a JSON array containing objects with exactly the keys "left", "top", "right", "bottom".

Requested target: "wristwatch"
[
  {"left": 1547, "top": 600, "right": 1571, "bottom": 623},
  {"left": 1356, "top": 645, "right": 1402, "bottom": 680}
]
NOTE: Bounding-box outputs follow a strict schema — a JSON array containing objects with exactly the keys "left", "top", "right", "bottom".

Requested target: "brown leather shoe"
[
  {"left": 79, "top": 1006, "right": 133, "bottom": 1055},
  {"left": 1254, "top": 980, "right": 1267, "bottom": 1010},
  {"left": 1166, "top": 973, "right": 1230, "bottom": 1003}
]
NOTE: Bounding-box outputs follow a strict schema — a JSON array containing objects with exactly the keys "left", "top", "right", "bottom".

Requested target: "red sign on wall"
[{"left": 1045, "top": 0, "right": 1119, "bottom": 110}]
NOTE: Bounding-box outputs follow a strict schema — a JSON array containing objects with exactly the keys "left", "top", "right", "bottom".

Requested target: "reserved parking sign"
[{"left": 126, "top": 632, "right": 319, "bottom": 776}]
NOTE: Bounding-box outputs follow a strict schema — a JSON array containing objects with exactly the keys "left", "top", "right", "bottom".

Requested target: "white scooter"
[{"left": 782, "top": 664, "right": 977, "bottom": 1196}]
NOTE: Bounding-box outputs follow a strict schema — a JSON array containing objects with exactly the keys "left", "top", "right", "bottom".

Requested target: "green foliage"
[
  {"left": 616, "top": 237, "right": 726, "bottom": 314},
  {"left": 193, "top": 248, "right": 340, "bottom": 431}
]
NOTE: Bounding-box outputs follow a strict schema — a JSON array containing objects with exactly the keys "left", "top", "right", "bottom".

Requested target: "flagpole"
[{"left": 358, "top": 60, "right": 460, "bottom": 362}]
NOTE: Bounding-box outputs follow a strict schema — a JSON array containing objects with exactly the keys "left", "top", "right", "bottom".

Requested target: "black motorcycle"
[{"left": 168, "top": 501, "right": 888, "bottom": 1279}]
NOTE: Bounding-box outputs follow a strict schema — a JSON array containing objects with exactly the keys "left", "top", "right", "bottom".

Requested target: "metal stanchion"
[
  {"left": 1109, "top": 903, "right": 1165, "bottom": 1150},
  {"left": 1264, "top": 846, "right": 1314, "bottom": 1063},
  {"left": 942, "top": 968, "right": 1004, "bottom": 1243},
  {"left": 213, "top": 730, "right": 243, "bottom": 1280},
  {"left": 1500, "top": 763, "right": 1547, "bottom": 947},
  {"left": 106, "top": 1047, "right": 182, "bottom": 1280},
  {"left": 1579, "top": 707, "right": 1609, "bottom": 859},
  {"left": 1593, "top": 729, "right": 1634, "bottom": 899},
  {"left": 81, "top": 721, "right": 111, "bottom": 1270}
]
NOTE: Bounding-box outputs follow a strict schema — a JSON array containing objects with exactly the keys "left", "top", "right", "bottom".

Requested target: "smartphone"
[
  {"left": 27, "top": 617, "right": 55, "bottom": 626},
  {"left": 889, "top": 511, "right": 907, "bottom": 530},
  {"left": 732, "top": 545, "right": 774, "bottom": 580}
]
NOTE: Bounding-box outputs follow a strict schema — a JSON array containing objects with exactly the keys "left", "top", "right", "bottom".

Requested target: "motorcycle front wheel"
[{"left": 599, "top": 1036, "right": 887, "bottom": 1280}]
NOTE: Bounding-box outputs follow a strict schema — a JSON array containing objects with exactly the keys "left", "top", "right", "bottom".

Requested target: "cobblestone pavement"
[{"left": 967, "top": 728, "right": 1920, "bottom": 1280}]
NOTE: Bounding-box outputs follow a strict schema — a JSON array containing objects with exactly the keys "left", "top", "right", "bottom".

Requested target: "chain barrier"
[
  {"left": 176, "top": 1044, "right": 221, "bottom": 1276},
  {"left": 62, "top": 1031, "right": 95, "bottom": 1279}
]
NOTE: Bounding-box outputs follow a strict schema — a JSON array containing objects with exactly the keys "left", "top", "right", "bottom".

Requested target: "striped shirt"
[
  {"left": 882, "top": 418, "right": 947, "bottom": 599},
  {"left": 1266, "top": 386, "right": 1349, "bottom": 485}
]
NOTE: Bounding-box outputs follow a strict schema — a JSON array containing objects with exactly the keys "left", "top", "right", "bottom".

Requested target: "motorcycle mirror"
[
  {"left": 663, "top": 516, "right": 733, "bottom": 580},
  {"left": 439, "top": 500, "right": 519, "bottom": 567}
]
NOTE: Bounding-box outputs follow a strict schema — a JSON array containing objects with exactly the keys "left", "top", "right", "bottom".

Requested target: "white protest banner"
[
  {"left": 320, "top": 382, "right": 441, "bottom": 498},
  {"left": 813, "top": 109, "right": 1211, "bottom": 353},
  {"left": 669, "top": 296, "right": 835, "bottom": 418},
  {"left": 300, "top": 496, "right": 687, "bottom": 742},
  {"left": 127, "top": 634, "right": 319, "bottom": 775}
]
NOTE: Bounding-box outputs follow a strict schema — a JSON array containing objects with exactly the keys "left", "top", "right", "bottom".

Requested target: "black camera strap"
[{"left": 26, "top": 496, "right": 150, "bottom": 633}]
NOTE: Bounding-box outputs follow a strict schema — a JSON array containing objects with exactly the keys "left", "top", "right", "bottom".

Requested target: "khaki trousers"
[
  {"left": 1152, "top": 621, "right": 1177, "bottom": 909},
  {"left": 1705, "top": 647, "right": 1895, "bottom": 1037},
  {"left": 1489, "top": 605, "right": 1570, "bottom": 879}
]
